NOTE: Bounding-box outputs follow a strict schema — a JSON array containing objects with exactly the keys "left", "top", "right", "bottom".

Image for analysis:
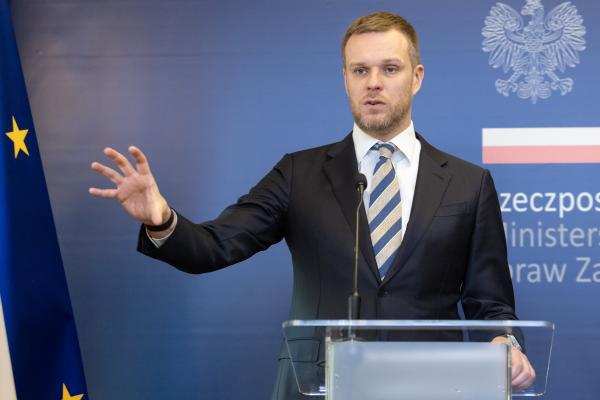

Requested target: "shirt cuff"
[{"left": 146, "top": 211, "right": 178, "bottom": 248}]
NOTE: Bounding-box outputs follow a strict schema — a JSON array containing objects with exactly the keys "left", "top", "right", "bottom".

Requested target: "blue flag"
[{"left": 0, "top": 1, "right": 88, "bottom": 398}]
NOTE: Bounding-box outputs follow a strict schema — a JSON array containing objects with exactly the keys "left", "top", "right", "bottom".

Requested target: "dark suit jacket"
[{"left": 137, "top": 133, "right": 517, "bottom": 399}]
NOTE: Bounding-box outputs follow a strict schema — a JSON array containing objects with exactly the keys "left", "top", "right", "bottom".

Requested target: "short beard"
[{"left": 351, "top": 100, "right": 411, "bottom": 139}]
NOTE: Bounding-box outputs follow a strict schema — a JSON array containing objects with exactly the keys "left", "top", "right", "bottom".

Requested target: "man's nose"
[{"left": 366, "top": 70, "right": 383, "bottom": 90}]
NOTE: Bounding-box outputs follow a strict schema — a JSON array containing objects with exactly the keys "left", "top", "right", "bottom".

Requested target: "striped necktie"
[{"left": 368, "top": 142, "right": 402, "bottom": 279}]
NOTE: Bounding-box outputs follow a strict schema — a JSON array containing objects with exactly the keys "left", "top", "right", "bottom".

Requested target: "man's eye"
[
  {"left": 354, "top": 68, "right": 367, "bottom": 75},
  {"left": 385, "top": 66, "right": 399, "bottom": 74}
]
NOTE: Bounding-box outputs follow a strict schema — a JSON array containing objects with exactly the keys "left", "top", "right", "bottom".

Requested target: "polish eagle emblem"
[{"left": 482, "top": 0, "right": 586, "bottom": 103}]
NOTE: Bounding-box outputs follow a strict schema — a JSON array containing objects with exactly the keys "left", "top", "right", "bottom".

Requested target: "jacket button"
[{"left": 377, "top": 289, "right": 387, "bottom": 298}]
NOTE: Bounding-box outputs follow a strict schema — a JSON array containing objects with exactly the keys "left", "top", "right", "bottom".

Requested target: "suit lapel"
[
  {"left": 323, "top": 134, "right": 381, "bottom": 283},
  {"left": 382, "top": 134, "right": 452, "bottom": 285}
]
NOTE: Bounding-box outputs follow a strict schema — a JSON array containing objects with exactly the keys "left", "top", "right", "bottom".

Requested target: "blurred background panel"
[{"left": 11, "top": 0, "right": 600, "bottom": 398}]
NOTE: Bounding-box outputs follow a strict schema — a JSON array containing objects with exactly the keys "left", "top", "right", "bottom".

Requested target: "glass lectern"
[{"left": 282, "top": 320, "right": 553, "bottom": 400}]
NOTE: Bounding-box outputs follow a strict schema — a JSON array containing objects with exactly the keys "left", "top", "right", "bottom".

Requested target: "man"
[{"left": 90, "top": 12, "right": 535, "bottom": 399}]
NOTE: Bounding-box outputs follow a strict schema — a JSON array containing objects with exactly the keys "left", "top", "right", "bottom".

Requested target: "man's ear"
[
  {"left": 343, "top": 67, "right": 349, "bottom": 96},
  {"left": 412, "top": 64, "right": 425, "bottom": 96}
]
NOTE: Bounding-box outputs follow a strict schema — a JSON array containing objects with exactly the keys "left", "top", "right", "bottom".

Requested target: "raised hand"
[{"left": 89, "top": 146, "right": 171, "bottom": 226}]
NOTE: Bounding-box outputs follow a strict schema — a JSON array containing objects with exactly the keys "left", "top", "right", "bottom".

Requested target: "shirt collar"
[{"left": 352, "top": 121, "right": 418, "bottom": 164}]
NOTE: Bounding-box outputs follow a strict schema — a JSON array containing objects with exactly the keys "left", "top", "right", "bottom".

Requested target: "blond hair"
[{"left": 342, "top": 12, "right": 420, "bottom": 67}]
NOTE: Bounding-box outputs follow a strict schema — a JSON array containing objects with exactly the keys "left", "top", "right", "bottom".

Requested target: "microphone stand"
[{"left": 348, "top": 174, "right": 367, "bottom": 339}]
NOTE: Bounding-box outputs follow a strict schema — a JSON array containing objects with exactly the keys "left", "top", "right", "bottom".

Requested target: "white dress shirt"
[{"left": 352, "top": 121, "right": 421, "bottom": 233}]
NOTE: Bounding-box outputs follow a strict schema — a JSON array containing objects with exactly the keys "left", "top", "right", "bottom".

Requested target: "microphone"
[
  {"left": 355, "top": 173, "right": 368, "bottom": 191},
  {"left": 348, "top": 173, "right": 367, "bottom": 320}
]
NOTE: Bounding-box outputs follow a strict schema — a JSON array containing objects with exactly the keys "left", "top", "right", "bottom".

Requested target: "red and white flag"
[{"left": 482, "top": 127, "right": 600, "bottom": 164}]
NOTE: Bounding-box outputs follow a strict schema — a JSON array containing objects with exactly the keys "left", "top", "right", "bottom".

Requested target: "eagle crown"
[{"left": 521, "top": 0, "right": 543, "bottom": 17}]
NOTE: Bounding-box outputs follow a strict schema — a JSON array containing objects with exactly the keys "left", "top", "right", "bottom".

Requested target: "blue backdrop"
[{"left": 10, "top": 0, "right": 600, "bottom": 398}]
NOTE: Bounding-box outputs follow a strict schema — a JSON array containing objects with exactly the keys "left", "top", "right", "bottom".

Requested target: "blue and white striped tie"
[{"left": 368, "top": 142, "right": 402, "bottom": 279}]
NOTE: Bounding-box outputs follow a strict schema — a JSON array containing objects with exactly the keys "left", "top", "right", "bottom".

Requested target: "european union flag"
[{"left": 0, "top": 1, "right": 88, "bottom": 398}]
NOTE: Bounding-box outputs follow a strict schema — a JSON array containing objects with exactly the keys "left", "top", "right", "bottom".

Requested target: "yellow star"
[
  {"left": 62, "top": 383, "right": 84, "bottom": 400},
  {"left": 5, "top": 116, "right": 29, "bottom": 158}
]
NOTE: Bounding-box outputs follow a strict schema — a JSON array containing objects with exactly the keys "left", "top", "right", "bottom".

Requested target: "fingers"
[
  {"left": 128, "top": 146, "right": 151, "bottom": 175},
  {"left": 491, "top": 336, "right": 536, "bottom": 390},
  {"left": 511, "top": 350, "right": 524, "bottom": 376},
  {"left": 513, "top": 369, "right": 534, "bottom": 388},
  {"left": 104, "top": 147, "right": 136, "bottom": 176},
  {"left": 511, "top": 350, "right": 536, "bottom": 389},
  {"left": 91, "top": 161, "right": 122, "bottom": 185},
  {"left": 88, "top": 187, "right": 118, "bottom": 199}
]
